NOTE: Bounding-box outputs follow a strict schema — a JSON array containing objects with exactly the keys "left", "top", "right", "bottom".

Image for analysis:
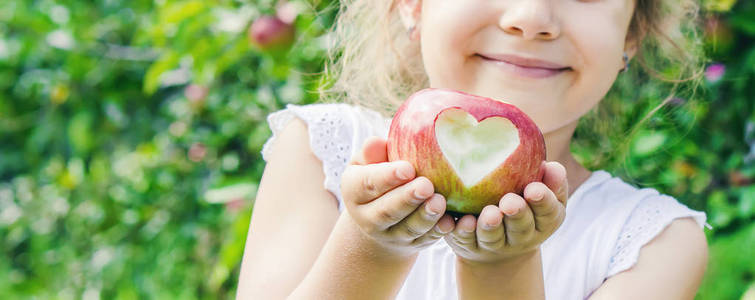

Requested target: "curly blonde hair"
[{"left": 318, "top": 0, "right": 705, "bottom": 118}]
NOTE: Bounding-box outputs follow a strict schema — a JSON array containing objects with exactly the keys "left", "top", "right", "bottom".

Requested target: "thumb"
[{"left": 350, "top": 136, "right": 388, "bottom": 165}]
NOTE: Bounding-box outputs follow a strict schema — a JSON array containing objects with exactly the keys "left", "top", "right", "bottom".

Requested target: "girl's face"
[{"left": 406, "top": 0, "right": 636, "bottom": 133}]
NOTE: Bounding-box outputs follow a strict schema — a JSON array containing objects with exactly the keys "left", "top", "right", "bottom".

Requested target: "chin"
[
  {"left": 462, "top": 88, "right": 553, "bottom": 126},
  {"left": 429, "top": 75, "right": 578, "bottom": 134}
]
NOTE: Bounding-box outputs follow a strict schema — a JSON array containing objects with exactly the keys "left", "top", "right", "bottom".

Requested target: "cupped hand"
[
  {"left": 341, "top": 137, "right": 456, "bottom": 258},
  {"left": 444, "top": 161, "right": 569, "bottom": 265}
]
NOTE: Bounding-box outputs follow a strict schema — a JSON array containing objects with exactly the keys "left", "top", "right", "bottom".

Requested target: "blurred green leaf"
[
  {"left": 67, "top": 110, "right": 94, "bottom": 155},
  {"left": 164, "top": 1, "right": 205, "bottom": 24},
  {"left": 1, "top": 0, "right": 754, "bottom": 299},
  {"left": 730, "top": 8, "right": 755, "bottom": 35},
  {"left": 698, "top": 222, "right": 755, "bottom": 299},
  {"left": 704, "top": 0, "right": 739, "bottom": 12},
  {"left": 708, "top": 190, "right": 736, "bottom": 227},
  {"left": 631, "top": 130, "right": 667, "bottom": 157},
  {"left": 143, "top": 50, "right": 179, "bottom": 95},
  {"left": 739, "top": 185, "right": 755, "bottom": 218}
]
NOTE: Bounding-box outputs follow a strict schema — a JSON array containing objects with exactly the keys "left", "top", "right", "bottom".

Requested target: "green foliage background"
[{"left": 0, "top": 0, "right": 753, "bottom": 299}]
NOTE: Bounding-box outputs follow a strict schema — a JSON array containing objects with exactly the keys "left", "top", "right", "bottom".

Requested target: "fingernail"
[
  {"left": 531, "top": 191, "right": 544, "bottom": 202},
  {"left": 503, "top": 207, "right": 519, "bottom": 216},
  {"left": 481, "top": 222, "right": 494, "bottom": 230},
  {"left": 425, "top": 203, "right": 439, "bottom": 216},
  {"left": 437, "top": 225, "right": 451, "bottom": 234}
]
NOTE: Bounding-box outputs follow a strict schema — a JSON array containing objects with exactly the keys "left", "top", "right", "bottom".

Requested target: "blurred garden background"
[{"left": 0, "top": 0, "right": 753, "bottom": 299}]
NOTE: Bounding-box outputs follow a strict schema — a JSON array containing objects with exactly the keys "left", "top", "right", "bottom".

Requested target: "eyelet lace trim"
[
  {"left": 262, "top": 104, "right": 390, "bottom": 211},
  {"left": 606, "top": 194, "right": 708, "bottom": 278}
]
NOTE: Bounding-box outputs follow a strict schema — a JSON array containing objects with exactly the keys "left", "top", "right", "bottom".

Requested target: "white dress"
[{"left": 261, "top": 103, "right": 710, "bottom": 300}]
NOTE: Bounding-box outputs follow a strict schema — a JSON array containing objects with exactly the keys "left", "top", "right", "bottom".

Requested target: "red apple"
[
  {"left": 387, "top": 88, "right": 546, "bottom": 215},
  {"left": 184, "top": 84, "right": 208, "bottom": 109},
  {"left": 248, "top": 15, "right": 295, "bottom": 52},
  {"left": 188, "top": 142, "right": 208, "bottom": 162}
]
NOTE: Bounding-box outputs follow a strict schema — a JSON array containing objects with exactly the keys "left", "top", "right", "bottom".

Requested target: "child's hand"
[
  {"left": 341, "top": 137, "right": 456, "bottom": 258},
  {"left": 445, "top": 161, "right": 568, "bottom": 265}
]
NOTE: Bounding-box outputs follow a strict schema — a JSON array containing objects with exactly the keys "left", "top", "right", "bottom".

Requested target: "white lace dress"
[{"left": 261, "top": 103, "right": 710, "bottom": 300}]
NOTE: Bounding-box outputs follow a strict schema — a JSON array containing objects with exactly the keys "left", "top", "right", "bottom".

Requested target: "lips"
[{"left": 477, "top": 53, "right": 571, "bottom": 79}]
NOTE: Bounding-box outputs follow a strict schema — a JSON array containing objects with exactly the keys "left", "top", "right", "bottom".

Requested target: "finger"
[
  {"left": 389, "top": 193, "right": 447, "bottom": 241},
  {"left": 476, "top": 205, "right": 505, "bottom": 251},
  {"left": 542, "top": 161, "right": 568, "bottom": 204},
  {"left": 350, "top": 136, "right": 388, "bottom": 165},
  {"left": 341, "top": 160, "right": 416, "bottom": 205},
  {"left": 412, "top": 213, "right": 455, "bottom": 247},
  {"left": 362, "top": 176, "right": 434, "bottom": 230},
  {"left": 447, "top": 214, "right": 478, "bottom": 251},
  {"left": 523, "top": 182, "right": 565, "bottom": 233},
  {"left": 499, "top": 193, "right": 535, "bottom": 246}
]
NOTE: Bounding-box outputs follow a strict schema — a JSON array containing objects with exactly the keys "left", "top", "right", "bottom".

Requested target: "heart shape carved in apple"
[
  {"left": 387, "top": 88, "right": 545, "bottom": 214},
  {"left": 435, "top": 108, "right": 520, "bottom": 187}
]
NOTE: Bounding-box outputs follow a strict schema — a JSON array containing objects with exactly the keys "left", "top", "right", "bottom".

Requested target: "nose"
[{"left": 498, "top": 0, "right": 560, "bottom": 40}]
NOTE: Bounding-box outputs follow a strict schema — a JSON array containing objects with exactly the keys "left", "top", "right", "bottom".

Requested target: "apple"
[
  {"left": 188, "top": 142, "right": 208, "bottom": 162},
  {"left": 248, "top": 15, "right": 295, "bottom": 52},
  {"left": 387, "top": 88, "right": 546, "bottom": 215},
  {"left": 185, "top": 84, "right": 208, "bottom": 106}
]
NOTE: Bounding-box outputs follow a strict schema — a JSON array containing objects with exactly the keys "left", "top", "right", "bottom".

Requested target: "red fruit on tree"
[
  {"left": 185, "top": 84, "right": 208, "bottom": 101},
  {"left": 188, "top": 143, "right": 208, "bottom": 162},
  {"left": 184, "top": 84, "right": 208, "bottom": 110},
  {"left": 248, "top": 15, "right": 295, "bottom": 52}
]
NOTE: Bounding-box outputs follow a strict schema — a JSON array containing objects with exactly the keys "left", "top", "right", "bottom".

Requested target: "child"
[{"left": 237, "top": 0, "right": 710, "bottom": 299}]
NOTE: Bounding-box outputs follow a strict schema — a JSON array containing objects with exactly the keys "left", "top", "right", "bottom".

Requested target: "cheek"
[
  {"left": 420, "top": 1, "right": 489, "bottom": 87},
  {"left": 566, "top": 19, "right": 627, "bottom": 113},
  {"left": 572, "top": 13, "right": 626, "bottom": 70}
]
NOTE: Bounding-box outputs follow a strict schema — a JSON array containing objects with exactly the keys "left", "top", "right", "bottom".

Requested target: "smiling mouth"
[{"left": 476, "top": 54, "right": 572, "bottom": 79}]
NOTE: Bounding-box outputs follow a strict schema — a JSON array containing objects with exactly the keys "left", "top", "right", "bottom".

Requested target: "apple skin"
[
  {"left": 387, "top": 88, "right": 546, "bottom": 215},
  {"left": 248, "top": 15, "right": 295, "bottom": 52}
]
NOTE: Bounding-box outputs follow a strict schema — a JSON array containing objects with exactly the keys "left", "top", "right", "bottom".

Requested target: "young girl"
[{"left": 237, "top": 0, "right": 710, "bottom": 298}]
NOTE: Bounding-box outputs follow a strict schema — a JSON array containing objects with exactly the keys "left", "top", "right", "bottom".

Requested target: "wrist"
[
  {"left": 456, "top": 248, "right": 545, "bottom": 300},
  {"left": 290, "top": 212, "right": 419, "bottom": 299},
  {"left": 338, "top": 212, "right": 418, "bottom": 262},
  {"left": 457, "top": 247, "right": 541, "bottom": 269}
]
